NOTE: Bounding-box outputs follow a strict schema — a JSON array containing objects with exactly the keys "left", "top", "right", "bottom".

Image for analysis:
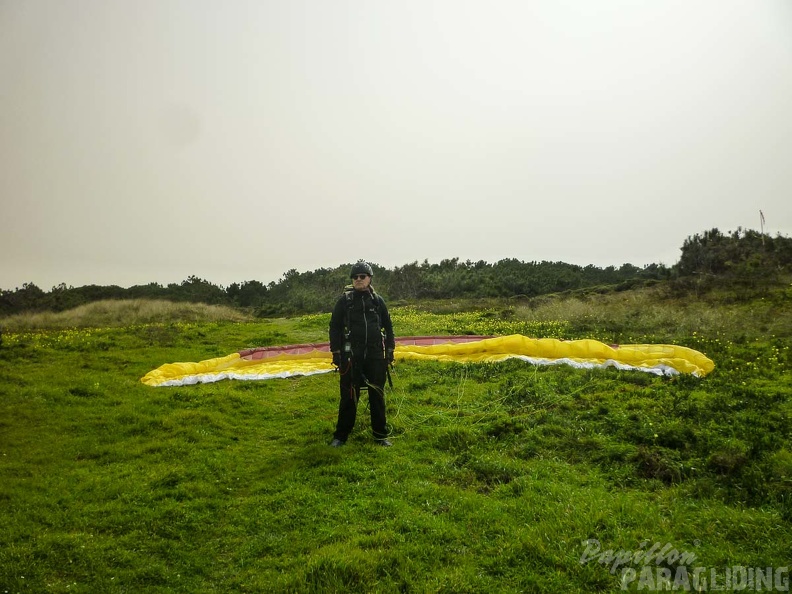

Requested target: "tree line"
[{"left": 2, "top": 228, "right": 790, "bottom": 317}]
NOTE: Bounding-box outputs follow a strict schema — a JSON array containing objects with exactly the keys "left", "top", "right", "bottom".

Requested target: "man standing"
[{"left": 329, "top": 261, "right": 395, "bottom": 447}]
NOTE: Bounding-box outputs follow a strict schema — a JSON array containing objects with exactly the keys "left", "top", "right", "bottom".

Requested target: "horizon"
[
  {"left": 4, "top": 223, "right": 787, "bottom": 292},
  {"left": 3, "top": 248, "right": 680, "bottom": 292}
]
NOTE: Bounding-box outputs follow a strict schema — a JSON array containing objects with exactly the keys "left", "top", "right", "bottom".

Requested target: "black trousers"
[{"left": 333, "top": 356, "right": 388, "bottom": 441}]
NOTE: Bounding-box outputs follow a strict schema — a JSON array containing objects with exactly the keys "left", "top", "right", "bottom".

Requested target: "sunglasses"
[{"left": 352, "top": 274, "right": 369, "bottom": 280}]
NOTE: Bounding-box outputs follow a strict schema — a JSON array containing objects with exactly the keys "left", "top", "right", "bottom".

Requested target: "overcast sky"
[{"left": 2, "top": 1, "right": 791, "bottom": 291}]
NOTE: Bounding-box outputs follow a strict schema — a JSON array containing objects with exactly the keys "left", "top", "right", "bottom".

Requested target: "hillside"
[{"left": 1, "top": 231, "right": 790, "bottom": 591}]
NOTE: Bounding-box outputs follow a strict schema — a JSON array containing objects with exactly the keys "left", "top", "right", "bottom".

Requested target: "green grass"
[{"left": 1, "top": 289, "right": 791, "bottom": 592}]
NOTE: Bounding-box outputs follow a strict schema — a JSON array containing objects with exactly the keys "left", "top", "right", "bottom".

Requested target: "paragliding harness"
[{"left": 341, "top": 286, "right": 393, "bottom": 402}]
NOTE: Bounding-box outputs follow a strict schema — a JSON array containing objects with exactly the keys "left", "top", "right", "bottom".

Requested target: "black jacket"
[{"left": 329, "top": 288, "right": 395, "bottom": 359}]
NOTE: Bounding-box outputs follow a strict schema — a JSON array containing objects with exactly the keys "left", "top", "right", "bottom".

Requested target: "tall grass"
[
  {"left": 0, "top": 299, "right": 250, "bottom": 331},
  {"left": 513, "top": 285, "right": 792, "bottom": 342}
]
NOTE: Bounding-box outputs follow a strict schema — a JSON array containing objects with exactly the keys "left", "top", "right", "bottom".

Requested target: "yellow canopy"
[{"left": 140, "top": 335, "right": 714, "bottom": 387}]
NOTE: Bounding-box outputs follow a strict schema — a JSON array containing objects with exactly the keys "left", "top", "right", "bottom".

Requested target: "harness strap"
[{"left": 343, "top": 286, "right": 382, "bottom": 337}]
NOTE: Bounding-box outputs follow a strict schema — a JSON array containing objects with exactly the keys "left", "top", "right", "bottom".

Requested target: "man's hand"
[
  {"left": 332, "top": 351, "right": 342, "bottom": 367},
  {"left": 386, "top": 348, "right": 394, "bottom": 365}
]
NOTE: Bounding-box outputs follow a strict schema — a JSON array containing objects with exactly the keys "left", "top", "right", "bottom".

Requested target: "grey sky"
[{"left": 2, "top": 0, "right": 791, "bottom": 291}]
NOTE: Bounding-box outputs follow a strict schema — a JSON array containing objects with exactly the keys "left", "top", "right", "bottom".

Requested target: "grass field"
[{"left": 1, "top": 286, "right": 791, "bottom": 593}]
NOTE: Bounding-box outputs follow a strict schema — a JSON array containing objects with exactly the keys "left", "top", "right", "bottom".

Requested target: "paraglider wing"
[{"left": 140, "top": 335, "right": 714, "bottom": 387}]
